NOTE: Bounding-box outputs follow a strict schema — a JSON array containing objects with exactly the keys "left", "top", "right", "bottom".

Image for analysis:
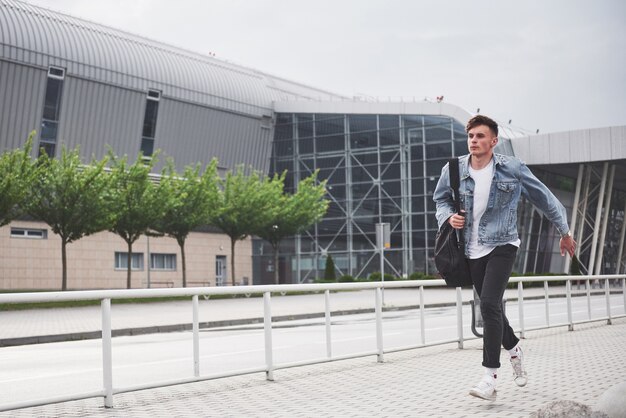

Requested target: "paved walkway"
[
  {"left": 2, "top": 318, "right": 624, "bottom": 417},
  {"left": 1, "top": 286, "right": 624, "bottom": 416}
]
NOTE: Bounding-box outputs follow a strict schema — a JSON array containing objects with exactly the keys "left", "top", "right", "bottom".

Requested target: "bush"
[
  {"left": 313, "top": 278, "right": 336, "bottom": 284},
  {"left": 324, "top": 255, "right": 336, "bottom": 281},
  {"left": 408, "top": 272, "right": 438, "bottom": 281},
  {"left": 338, "top": 274, "right": 355, "bottom": 282},
  {"left": 367, "top": 271, "right": 396, "bottom": 282}
]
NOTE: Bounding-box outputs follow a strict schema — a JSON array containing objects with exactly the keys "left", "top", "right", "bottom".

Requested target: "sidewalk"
[
  {"left": 0, "top": 286, "right": 586, "bottom": 346},
  {"left": 2, "top": 317, "right": 624, "bottom": 417}
]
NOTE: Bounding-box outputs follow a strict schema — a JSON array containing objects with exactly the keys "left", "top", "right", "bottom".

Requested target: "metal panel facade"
[
  {"left": 157, "top": 99, "right": 272, "bottom": 172},
  {"left": 0, "top": 60, "right": 45, "bottom": 152},
  {"left": 56, "top": 76, "right": 144, "bottom": 159}
]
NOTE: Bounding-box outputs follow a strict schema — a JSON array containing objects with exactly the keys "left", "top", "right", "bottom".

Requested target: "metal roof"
[{"left": 0, "top": 0, "right": 345, "bottom": 117}]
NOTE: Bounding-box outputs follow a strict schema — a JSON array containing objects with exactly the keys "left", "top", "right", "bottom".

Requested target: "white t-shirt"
[
  {"left": 467, "top": 162, "right": 496, "bottom": 259},
  {"left": 467, "top": 159, "right": 520, "bottom": 259}
]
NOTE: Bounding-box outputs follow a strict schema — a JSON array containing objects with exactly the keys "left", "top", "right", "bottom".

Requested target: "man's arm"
[
  {"left": 519, "top": 162, "right": 576, "bottom": 257},
  {"left": 433, "top": 163, "right": 456, "bottom": 229}
]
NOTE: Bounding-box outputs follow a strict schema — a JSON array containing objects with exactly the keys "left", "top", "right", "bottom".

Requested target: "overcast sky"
[{"left": 27, "top": 0, "right": 626, "bottom": 135}]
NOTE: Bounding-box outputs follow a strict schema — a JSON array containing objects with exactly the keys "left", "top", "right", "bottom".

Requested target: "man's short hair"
[{"left": 466, "top": 115, "right": 498, "bottom": 137}]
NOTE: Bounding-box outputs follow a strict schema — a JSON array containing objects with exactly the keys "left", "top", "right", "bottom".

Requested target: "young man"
[{"left": 433, "top": 115, "right": 576, "bottom": 401}]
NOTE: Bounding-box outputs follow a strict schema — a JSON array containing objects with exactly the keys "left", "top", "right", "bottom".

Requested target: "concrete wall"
[{"left": 0, "top": 220, "right": 252, "bottom": 290}]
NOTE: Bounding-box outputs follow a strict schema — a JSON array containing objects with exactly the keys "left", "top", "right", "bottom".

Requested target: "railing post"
[
  {"left": 605, "top": 278, "right": 612, "bottom": 325},
  {"left": 518, "top": 281, "right": 525, "bottom": 339},
  {"left": 375, "top": 287, "right": 384, "bottom": 362},
  {"left": 456, "top": 287, "right": 463, "bottom": 349},
  {"left": 101, "top": 298, "right": 113, "bottom": 408},
  {"left": 419, "top": 285, "right": 425, "bottom": 345},
  {"left": 325, "top": 290, "right": 332, "bottom": 359},
  {"left": 623, "top": 278, "right": 626, "bottom": 314},
  {"left": 263, "top": 292, "right": 274, "bottom": 381},
  {"left": 566, "top": 280, "right": 574, "bottom": 331},
  {"left": 192, "top": 295, "right": 200, "bottom": 377},
  {"left": 587, "top": 279, "right": 592, "bottom": 319},
  {"left": 543, "top": 280, "right": 550, "bottom": 328}
]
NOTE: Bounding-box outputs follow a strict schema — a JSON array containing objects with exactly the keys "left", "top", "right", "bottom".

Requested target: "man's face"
[{"left": 467, "top": 124, "right": 497, "bottom": 158}]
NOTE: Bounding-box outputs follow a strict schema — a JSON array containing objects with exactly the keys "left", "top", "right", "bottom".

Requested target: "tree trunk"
[
  {"left": 61, "top": 238, "right": 68, "bottom": 291},
  {"left": 273, "top": 244, "right": 279, "bottom": 285},
  {"left": 178, "top": 238, "right": 187, "bottom": 287},
  {"left": 230, "top": 237, "right": 236, "bottom": 286},
  {"left": 127, "top": 241, "right": 133, "bottom": 289}
]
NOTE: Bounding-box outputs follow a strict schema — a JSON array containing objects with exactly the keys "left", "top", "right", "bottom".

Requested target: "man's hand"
[
  {"left": 448, "top": 211, "right": 465, "bottom": 230},
  {"left": 560, "top": 234, "right": 576, "bottom": 257}
]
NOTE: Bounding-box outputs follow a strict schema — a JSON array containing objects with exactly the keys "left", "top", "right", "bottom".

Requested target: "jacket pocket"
[{"left": 495, "top": 182, "right": 516, "bottom": 206}]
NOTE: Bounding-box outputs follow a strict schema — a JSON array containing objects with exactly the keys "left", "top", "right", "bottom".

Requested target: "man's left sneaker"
[{"left": 510, "top": 346, "right": 527, "bottom": 387}]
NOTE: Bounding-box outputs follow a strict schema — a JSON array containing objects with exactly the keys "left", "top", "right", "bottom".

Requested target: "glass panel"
[
  {"left": 274, "top": 139, "right": 293, "bottom": 158},
  {"left": 326, "top": 184, "right": 345, "bottom": 200},
  {"left": 40, "top": 120, "right": 58, "bottom": 141},
  {"left": 423, "top": 116, "right": 452, "bottom": 142},
  {"left": 381, "top": 162, "right": 400, "bottom": 181},
  {"left": 426, "top": 142, "right": 452, "bottom": 159},
  {"left": 411, "top": 196, "right": 425, "bottom": 212},
  {"left": 315, "top": 114, "right": 344, "bottom": 136},
  {"left": 402, "top": 115, "right": 423, "bottom": 129},
  {"left": 43, "top": 77, "right": 63, "bottom": 120},
  {"left": 315, "top": 135, "right": 344, "bottom": 153},
  {"left": 453, "top": 121, "right": 466, "bottom": 139},
  {"left": 298, "top": 137, "right": 314, "bottom": 154},
  {"left": 410, "top": 160, "right": 424, "bottom": 178},
  {"left": 274, "top": 114, "right": 293, "bottom": 140},
  {"left": 349, "top": 115, "right": 377, "bottom": 149},
  {"left": 351, "top": 164, "right": 377, "bottom": 182},
  {"left": 274, "top": 160, "right": 292, "bottom": 176},
  {"left": 382, "top": 180, "right": 401, "bottom": 197},
  {"left": 142, "top": 99, "right": 159, "bottom": 138},
  {"left": 349, "top": 115, "right": 377, "bottom": 132},
  {"left": 411, "top": 179, "right": 425, "bottom": 196},
  {"left": 140, "top": 137, "right": 154, "bottom": 157},
  {"left": 426, "top": 159, "right": 446, "bottom": 177},
  {"left": 379, "top": 115, "right": 399, "bottom": 146},
  {"left": 297, "top": 114, "right": 313, "bottom": 137},
  {"left": 453, "top": 139, "right": 467, "bottom": 156}
]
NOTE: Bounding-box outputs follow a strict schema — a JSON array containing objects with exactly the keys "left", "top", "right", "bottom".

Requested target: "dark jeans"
[{"left": 468, "top": 244, "right": 520, "bottom": 369}]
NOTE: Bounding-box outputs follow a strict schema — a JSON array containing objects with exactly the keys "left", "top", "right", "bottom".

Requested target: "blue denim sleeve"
[
  {"left": 433, "top": 162, "right": 456, "bottom": 229},
  {"left": 519, "top": 162, "right": 570, "bottom": 236}
]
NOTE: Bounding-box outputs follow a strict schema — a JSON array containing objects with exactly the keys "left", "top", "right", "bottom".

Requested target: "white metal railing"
[{"left": 0, "top": 274, "right": 624, "bottom": 411}]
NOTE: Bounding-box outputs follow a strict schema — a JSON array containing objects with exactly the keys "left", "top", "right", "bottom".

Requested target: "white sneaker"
[
  {"left": 469, "top": 379, "right": 497, "bottom": 401},
  {"left": 510, "top": 346, "right": 528, "bottom": 387}
]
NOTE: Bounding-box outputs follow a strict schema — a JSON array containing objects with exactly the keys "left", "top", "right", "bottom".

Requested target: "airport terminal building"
[{"left": 1, "top": 0, "right": 624, "bottom": 289}]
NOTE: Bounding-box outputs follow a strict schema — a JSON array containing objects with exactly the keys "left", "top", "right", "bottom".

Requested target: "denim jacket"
[{"left": 433, "top": 153, "right": 570, "bottom": 253}]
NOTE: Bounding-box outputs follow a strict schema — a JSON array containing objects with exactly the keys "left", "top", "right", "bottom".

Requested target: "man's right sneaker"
[
  {"left": 510, "top": 346, "right": 528, "bottom": 387},
  {"left": 469, "top": 379, "right": 497, "bottom": 401}
]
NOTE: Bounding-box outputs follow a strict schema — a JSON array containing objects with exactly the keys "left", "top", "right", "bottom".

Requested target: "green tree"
[
  {"left": 212, "top": 167, "right": 282, "bottom": 286},
  {"left": 27, "top": 146, "right": 113, "bottom": 290},
  {"left": 254, "top": 172, "right": 329, "bottom": 284},
  {"left": 154, "top": 160, "right": 220, "bottom": 287},
  {"left": 324, "top": 254, "right": 336, "bottom": 282},
  {"left": 0, "top": 133, "right": 36, "bottom": 227},
  {"left": 109, "top": 153, "right": 163, "bottom": 289}
]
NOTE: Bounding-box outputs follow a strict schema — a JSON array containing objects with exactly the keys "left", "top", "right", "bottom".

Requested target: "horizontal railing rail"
[{"left": 0, "top": 274, "right": 624, "bottom": 411}]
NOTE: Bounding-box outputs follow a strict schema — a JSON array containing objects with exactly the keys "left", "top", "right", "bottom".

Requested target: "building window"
[
  {"left": 10, "top": 227, "right": 48, "bottom": 239},
  {"left": 39, "top": 66, "right": 65, "bottom": 157},
  {"left": 115, "top": 252, "right": 144, "bottom": 270},
  {"left": 151, "top": 253, "right": 176, "bottom": 271},
  {"left": 140, "top": 89, "right": 161, "bottom": 158}
]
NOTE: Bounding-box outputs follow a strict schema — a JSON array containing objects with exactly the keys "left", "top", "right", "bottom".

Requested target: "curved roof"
[{"left": 0, "top": 0, "right": 345, "bottom": 117}]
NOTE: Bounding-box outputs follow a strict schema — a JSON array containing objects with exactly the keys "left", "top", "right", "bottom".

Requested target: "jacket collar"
[{"left": 460, "top": 153, "right": 506, "bottom": 180}]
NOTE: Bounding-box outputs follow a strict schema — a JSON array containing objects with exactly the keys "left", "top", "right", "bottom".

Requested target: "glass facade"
[
  {"left": 255, "top": 113, "right": 476, "bottom": 284},
  {"left": 38, "top": 67, "right": 65, "bottom": 157}
]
